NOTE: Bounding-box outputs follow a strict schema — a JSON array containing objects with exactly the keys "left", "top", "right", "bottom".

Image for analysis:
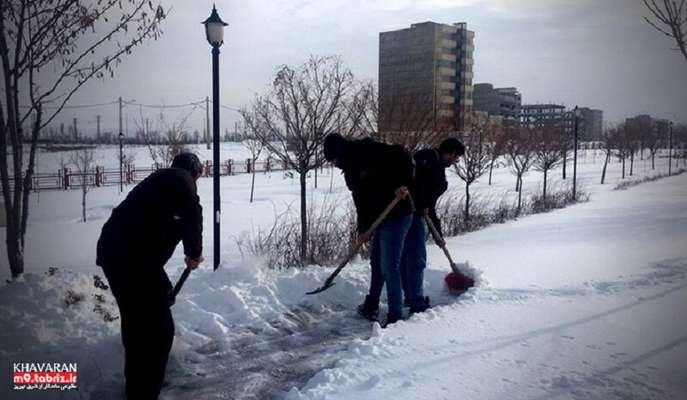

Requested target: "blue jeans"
[
  {"left": 367, "top": 214, "right": 412, "bottom": 320},
  {"left": 400, "top": 212, "right": 428, "bottom": 310}
]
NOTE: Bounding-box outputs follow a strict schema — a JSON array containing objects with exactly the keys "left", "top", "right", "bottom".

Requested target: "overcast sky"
[{"left": 51, "top": 0, "right": 687, "bottom": 136}]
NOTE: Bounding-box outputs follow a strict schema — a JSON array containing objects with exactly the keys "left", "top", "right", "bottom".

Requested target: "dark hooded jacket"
[
  {"left": 410, "top": 148, "right": 448, "bottom": 236},
  {"left": 96, "top": 168, "right": 203, "bottom": 272},
  {"left": 339, "top": 138, "right": 414, "bottom": 232}
]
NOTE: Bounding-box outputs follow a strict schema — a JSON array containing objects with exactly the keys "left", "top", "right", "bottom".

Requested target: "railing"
[{"left": 4, "top": 158, "right": 326, "bottom": 192}]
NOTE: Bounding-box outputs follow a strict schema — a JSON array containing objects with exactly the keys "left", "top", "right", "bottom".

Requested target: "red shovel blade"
[{"left": 444, "top": 271, "right": 475, "bottom": 293}]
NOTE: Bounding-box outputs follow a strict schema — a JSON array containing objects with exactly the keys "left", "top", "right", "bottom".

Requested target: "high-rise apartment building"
[
  {"left": 577, "top": 108, "right": 603, "bottom": 141},
  {"left": 378, "top": 21, "right": 474, "bottom": 133}
]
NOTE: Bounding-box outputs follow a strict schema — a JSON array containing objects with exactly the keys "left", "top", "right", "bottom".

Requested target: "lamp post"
[
  {"left": 119, "top": 132, "right": 124, "bottom": 193},
  {"left": 573, "top": 106, "right": 579, "bottom": 201},
  {"left": 119, "top": 96, "right": 123, "bottom": 193},
  {"left": 203, "top": 5, "right": 227, "bottom": 271}
]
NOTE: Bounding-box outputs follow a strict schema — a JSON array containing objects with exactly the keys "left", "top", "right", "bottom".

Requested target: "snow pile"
[
  {"left": 0, "top": 255, "right": 482, "bottom": 398},
  {"left": 0, "top": 269, "right": 123, "bottom": 399}
]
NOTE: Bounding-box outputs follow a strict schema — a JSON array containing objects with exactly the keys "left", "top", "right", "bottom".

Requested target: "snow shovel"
[
  {"left": 306, "top": 193, "right": 405, "bottom": 295},
  {"left": 168, "top": 256, "right": 204, "bottom": 306},
  {"left": 423, "top": 215, "right": 475, "bottom": 292},
  {"left": 168, "top": 267, "right": 191, "bottom": 306}
]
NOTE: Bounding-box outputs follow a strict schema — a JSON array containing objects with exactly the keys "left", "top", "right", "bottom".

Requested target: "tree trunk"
[
  {"left": 630, "top": 151, "right": 634, "bottom": 176},
  {"left": 543, "top": 169, "right": 548, "bottom": 200},
  {"left": 250, "top": 167, "right": 256, "bottom": 203},
  {"left": 562, "top": 150, "right": 567, "bottom": 179},
  {"left": 517, "top": 176, "right": 523, "bottom": 213},
  {"left": 488, "top": 159, "right": 495, "bottom": 185},
  {"left": 464, "top": 183, "right": 471, "bottom": 225},
  {"left": 601, "top": 151, "right": 610, "bottom": 184},
  {"left": 652, "top": 151, "right": 655, "bottom": 170},
  {"left": 299, "top": 167, "right": 308, "bottom": 264},
  {"left": 82, "top": 187, "right": 87, "bottom": 222},
  {"left": 622, "top": 155, "right": 626, "bottom": 179}
]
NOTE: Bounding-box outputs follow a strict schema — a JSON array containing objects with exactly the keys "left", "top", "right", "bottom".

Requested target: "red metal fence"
[{"left": 6, "top": 158, "right": 317, "bottom": 191}]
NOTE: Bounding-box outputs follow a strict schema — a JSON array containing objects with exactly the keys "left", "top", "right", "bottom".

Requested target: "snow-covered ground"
[{"left": 0, "top": 145, "right": 685, "bottom": 399}]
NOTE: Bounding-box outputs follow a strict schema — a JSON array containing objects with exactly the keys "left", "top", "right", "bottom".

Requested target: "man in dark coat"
[
  {"left": 402, "top": 138, "right": 465, "bottom": 313},
  {"left": 96, "top": 152, "right": 204, "bottom": 399},
  {"left": 323, "top": 133, "right": 414, "bottom": 325}
]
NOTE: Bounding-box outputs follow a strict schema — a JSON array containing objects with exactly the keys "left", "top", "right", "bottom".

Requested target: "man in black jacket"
[
  {"left": 403, "top": 138, "right": 465, "bottom": 313},
  {"left": 323, "top": 134, "right": 414, "bottom": 325},
  {"left": 96, "top": 152, "right": 204, "bottom": 399}
]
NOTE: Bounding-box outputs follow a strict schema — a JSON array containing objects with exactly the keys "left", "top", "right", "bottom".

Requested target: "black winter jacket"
[
  {"left": 340, "top": 138, "right": 414, "bottom": 232},
  {"left": 410, "top": 148, "right": 448, "bottom": 236},
  {"left": 96, "top": 168, "right": 203, "bottom": 271}
]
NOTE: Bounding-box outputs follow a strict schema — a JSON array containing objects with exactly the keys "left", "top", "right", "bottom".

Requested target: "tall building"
[
  {"left": 473, "top": 83, "right": 521, "bottom": 119},
  {"left": 577, "top": 107, "right": 603, "bottom": 141},
  {"left": 378, "top": 21, "right": 474, "bottom": 133}
]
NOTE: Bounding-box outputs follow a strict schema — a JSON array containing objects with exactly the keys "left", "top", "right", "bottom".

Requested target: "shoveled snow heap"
[{"left": 0, "top": 255, "right": 482, "bottom": 399}]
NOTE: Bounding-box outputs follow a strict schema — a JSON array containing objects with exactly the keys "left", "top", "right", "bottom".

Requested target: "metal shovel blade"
[{"left": 306, "top": 281, "right": 336, "bottom": 295}]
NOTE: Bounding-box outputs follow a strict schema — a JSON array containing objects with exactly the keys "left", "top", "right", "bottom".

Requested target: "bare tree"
[
  {"left": 600, "top": 125, "right": 618, "bottom": 184},
  {"left": 139, "top": 108, "right": 189, "bottom": 168},
  {"left": 454, "top": 113, "right": 491, "bottom": 224},
  {"left": 648, "top": 119, "right": 669, "bottom": 169},
  {"left": 676, "top": 123, "right": 687, "bottom": 165},
  {"left": 487, "top": 120, "right": 508, "bottom": 185},
  {"left": 533, "top": 125, "right": 565, "bottom": 199},
  {"left": 69, "top": 149, "right": 95, "bottom": 222},
  {"left": 0, "top": 1, "right": 166, "bottom": 278},
  {"left": 241, "top": 123, "right": 263, "bottom": 203},
  {"left": 643, "top": 0, "right": 687, "bottom": 63},
  {"left": 375, "top": 93, "right": 447, "bottom": 152},
  {"left": 240, "top": 55, "right": 356, "bottom": 263},
  {"left": 504, "top": 125, "right": 536, "bottom": 213},
  {"left": 613, "top": 123, "right": 632, "bottom": 179},
  {"left": 625, "top": 123, "right": 642, "bottom": 176}
]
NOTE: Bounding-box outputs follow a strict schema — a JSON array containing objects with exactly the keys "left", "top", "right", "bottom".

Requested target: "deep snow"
[{"left": 0, "top": 145, "right": 686, "bottom": 399}]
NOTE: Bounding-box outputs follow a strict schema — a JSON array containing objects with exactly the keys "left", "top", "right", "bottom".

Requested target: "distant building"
[
  {"left": 577, "top": 107, "right": 603, "bottom": 141},
  {"left": 520, "top": 104, "right": 573, "bottom": 133},
  {"left": 473, "top": 83, "right": 521, "bottom": 119},
  {"left": 379, "top": 21, "right": 475, "bottom": 133}
]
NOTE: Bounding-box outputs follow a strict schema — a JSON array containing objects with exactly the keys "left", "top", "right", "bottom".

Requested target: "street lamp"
[
  {"left": 573, "top": 106, "right": 580, "bottom": 201},
  {"left": 203, "top": 5, "right": 227, "bottom": 271}
]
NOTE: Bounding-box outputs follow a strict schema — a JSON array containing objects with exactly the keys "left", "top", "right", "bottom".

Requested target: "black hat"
[
  {"left": 323, "top": 133, "right": 347, "bottom": 161},
  {"left": 439, "top": 138, "right": 465, "bottom": 157},
  {"left": 172, "top": 152, "right": 203, "bottom": 178}
]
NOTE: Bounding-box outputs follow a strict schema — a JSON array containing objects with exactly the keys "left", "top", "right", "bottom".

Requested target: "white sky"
[{"left": 46, "top": 0, "right": 687, "bottom": 136}]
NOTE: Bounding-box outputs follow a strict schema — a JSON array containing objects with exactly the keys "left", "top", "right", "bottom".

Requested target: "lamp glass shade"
[{"left": 206, "top": 22, "right": 225, "bottom": 46}]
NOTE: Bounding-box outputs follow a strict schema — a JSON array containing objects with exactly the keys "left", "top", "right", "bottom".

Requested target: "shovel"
[
  {"left": 168, "top": 267, "right": 191, "bottom": 306},
  {"left": 423, "top": 215, "right": 475, "bottom": 292},
  {"left": 168, "top": 256, "right": 204, "bottom": 306},
  {"left": 306, "top": 193, "right": 404, "bottom": 295}
]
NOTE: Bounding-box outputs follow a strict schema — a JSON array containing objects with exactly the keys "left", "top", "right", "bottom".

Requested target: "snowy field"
[{"left": 0, "top": 144, "right": 686, "bottom": 399}]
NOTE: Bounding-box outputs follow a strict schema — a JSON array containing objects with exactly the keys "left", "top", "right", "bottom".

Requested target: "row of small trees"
[
  {"left": 456, "top": 117, "right": 573, "bottom": 223},
  {"left": 600, "top": 120, "right": 686, "bottom": 184}
]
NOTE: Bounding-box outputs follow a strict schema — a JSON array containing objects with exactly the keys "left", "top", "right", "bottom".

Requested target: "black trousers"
[{"left": 102, "top": 265, "right": 174, "bottom": 400}]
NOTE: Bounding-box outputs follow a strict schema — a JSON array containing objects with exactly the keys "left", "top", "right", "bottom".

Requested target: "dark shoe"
[
  {"left": 357, "top": 304, "right": 378, "bottom": 321},
  {"left": 403, "top": 297, "right": 411, "bottom": 307},
  {"left": 381, "top": 313, "right": 402, "bottom": 328},
  {"left": 409, "top": 296, "right": 430, "bottom": 315},
  {"left": 357, "top": 302, "right": 378, "bottom": 321}
]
